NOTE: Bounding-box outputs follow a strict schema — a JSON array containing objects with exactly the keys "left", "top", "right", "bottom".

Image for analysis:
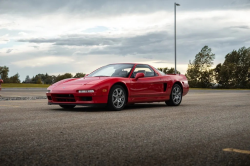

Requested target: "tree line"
[
  {"left": 23, "top": 73, "right": 86, "bottom": 84},
  {"left": 0, "top": 66, "right": 21, "bottom": 83},
  {"left": 1, "top": 45, "right": 249, "bottom": 88},
  {"left": 185, "top": 46, "right": 250, "bottom": 88},
  {"left": 158, "top": 46, "right": 250, "bottom": 88},
  {"left": 0, "top": 67, "right": 85, "bottom": 84}
]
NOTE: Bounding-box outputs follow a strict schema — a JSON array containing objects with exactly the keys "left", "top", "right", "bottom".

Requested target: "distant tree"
[
  {"left": 55, "top": 73, "right": 73, "bottom": 82},
  {"left": 29, "top": 73, "right": 54, "bottom": 84},
  {"left": 51, "top": 75, "right": 57, "bottom": 84},
  {"left": 157, "top": 67, "right": 180, "bottom": 74},
  {"left": 0, "top": 66, "right": 9, "bottom": 81},
  {"left": 216, "top": 47, "right": 250, "bottom": 88},
  {"left": 214, "top": 63, "right": 222, "bottom": 82},
  {"left": 31, "top": 75, "right": 42, "bottom": 84},
  {"left": 8, "top": 73, "right": 21, "bottom": 83},
  {"left": 36, "top": 77, "right": 42, "bottom": 84},
  {"left": 43, "top": 75, "right": 54, "bottom": 84},
  {"left": 74, "top": 73, "right": 86, "bottom": 78},
  {"left": 186, "top": 46, "right": 215, "bottom": 88},
  {"left": 36, "top": 74, "right": 45, "bottom": 83},
  {"left": 24, "top": 75, "right": 31, "bottom": 83}
]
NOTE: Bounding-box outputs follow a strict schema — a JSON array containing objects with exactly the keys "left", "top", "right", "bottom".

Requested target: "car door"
[{"left": 129, "top": 64, "right": 163, "bottom": 102}]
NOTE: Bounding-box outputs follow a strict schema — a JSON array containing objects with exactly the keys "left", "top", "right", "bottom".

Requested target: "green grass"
[{"left": 1, "top": 83, "right": 50, "bottom": 88}]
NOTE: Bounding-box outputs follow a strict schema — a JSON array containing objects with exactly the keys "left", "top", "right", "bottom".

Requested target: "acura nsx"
[{"left": 46, "top": 63, "right": 189, "bottom": 111}]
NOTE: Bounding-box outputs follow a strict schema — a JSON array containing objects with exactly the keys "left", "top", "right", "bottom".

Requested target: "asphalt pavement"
[
  {"left": 0, "top": 90, "right": 250, "bottom": 165},
  {"left": 0, "top": 88, "right": 46, "bottom": 97}
]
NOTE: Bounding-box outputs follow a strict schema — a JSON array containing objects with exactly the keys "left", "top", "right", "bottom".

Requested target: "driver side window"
[{"left": 131, "top": 65, "right": 157, "bottom": 78}]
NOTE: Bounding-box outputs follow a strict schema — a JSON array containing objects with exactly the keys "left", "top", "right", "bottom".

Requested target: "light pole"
[{"left": 174, "top": 2, "right": 180, "bottom": 74}]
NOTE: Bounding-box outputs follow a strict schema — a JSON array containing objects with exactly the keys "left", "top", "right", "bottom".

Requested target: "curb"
[{"left": 0, "top": 96, "right": 47, "bottom": 101}]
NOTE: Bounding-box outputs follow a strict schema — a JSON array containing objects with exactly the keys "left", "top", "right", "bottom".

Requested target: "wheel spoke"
[
  {"left": 113, "top": 89, "right": 117, "bottom": 97},
  {"left": 118, "top": 101, "right": 122, "bottom": 107},
  {"left": 119, "top": 90, "right": 123, "bottom": 96},
  {"left": 113, "top": 98, "right": 118, "bottom": 103}
]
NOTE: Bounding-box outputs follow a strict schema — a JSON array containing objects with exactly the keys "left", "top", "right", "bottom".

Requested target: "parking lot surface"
[{"left": 0, "top": 90, "right": 250, "bottom": 165}]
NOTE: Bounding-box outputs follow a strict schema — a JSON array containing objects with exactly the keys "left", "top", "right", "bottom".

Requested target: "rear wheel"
[
  {"left": 108, "top": 85, "right": 127, "bottom": 111},
  {"left": 165, "top": 84, "right": 182, "bottom": 106},
  {"left": 59, "top": 105, "right": 76, "bottom": 109}
]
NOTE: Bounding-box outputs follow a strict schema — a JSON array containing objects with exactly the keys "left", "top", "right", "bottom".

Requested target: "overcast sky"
[{"left": 1, "top": 0, "right": 250, "bottom": 81}]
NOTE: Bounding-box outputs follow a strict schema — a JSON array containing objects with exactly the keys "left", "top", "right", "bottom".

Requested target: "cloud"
[
  {"left": 18, "top": 32, "right": 28, "bottom": 36},
  {"left": 18, "top": 35, "right": 120, "bottom": 46},
  {"left": 17, "top": 31, "right": 170, "bottom": 55},
  {"left": 0, "top": 34, "right": 9, "bottom": 44},
  {"left": 32, "top": 46, "right": 39, "bottom": 49},
  {"left": 230, "top": 25, "right": 250, "bottom": 29},
  {"left": 1, "top": 0, "right": 250, "bottom": 17},
  {"left": 12, "top": 56, "right": 75, "bottom": 67},
  {"left": 6, "top": 49, "right": 13, "bottom": 53}
]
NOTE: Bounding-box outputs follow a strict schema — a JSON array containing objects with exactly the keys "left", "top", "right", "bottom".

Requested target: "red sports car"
[{"left": 46, "top": 63, "right": 189, "bottom": 111}]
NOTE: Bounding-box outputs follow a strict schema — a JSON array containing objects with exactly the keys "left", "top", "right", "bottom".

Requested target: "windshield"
[{"left": 88, "top": 64, "right": 134, "bottom": 77}]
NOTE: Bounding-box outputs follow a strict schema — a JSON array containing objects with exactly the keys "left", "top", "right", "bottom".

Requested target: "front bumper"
[
  {"left": 48, "top": 102, "right": 106, "bottom": 107},
  {"left": 46, "top": 92, "right": 108, "bottom": 106}
]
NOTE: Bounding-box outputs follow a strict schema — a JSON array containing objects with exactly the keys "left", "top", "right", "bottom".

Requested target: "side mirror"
[
  {"left": 85, "top": 74, "right": 89, "bottom": 77},
  {"left": 134, "top": 73, "right": 144, "bottom": 80}
]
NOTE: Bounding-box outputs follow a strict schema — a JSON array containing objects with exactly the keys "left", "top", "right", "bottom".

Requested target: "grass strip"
[{"left": 1, "top": 83, "right": 50, "bottom": 88}]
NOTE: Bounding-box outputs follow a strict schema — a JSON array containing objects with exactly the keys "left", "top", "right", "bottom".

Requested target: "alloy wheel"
[
  {"left": 112, "top": 88, "right": 125, "bottom": 109},
  {"left": 172, "top": 86, "right": 182, "bottom": 105}
]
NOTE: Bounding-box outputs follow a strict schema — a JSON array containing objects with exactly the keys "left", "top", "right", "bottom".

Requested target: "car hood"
[
  {"left": 49, "top": 77, "right": 111, "bottom": 91},
  {"left": 62, "top": 77, "right": 109, "bottom": 85},
  {"left": 50, "top": 77, "right": 109, "bottom": 89}
]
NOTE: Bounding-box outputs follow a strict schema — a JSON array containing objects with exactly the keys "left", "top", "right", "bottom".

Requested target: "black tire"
[
  {"left": 165, "top": 84, "right": 182, "bottom": 106},
  {"left": 107, "top": 85, "right": 127, "bottom": 111},
  {"left": 59, "top": 105, "right": 76, "bottom": 109}
]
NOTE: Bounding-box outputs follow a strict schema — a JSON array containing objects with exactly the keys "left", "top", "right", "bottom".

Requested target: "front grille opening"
[
  {"left": 47, "top": 96, "right": 52, "bottom": 100},
  {"left": 80, "top": 96, "right": 92, "bottom": 101},
  {"left": 52, "top": 94, "right": 76, "bottom": 102},
  {"left": 56, "top": 94, "right": 74, "bottom": 98}
]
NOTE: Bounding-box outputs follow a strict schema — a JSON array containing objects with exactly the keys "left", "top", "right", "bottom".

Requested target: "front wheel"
[
  {"left": 165, "top": 84, "right": 182, "bottom": 106},
  {"left": 59, "top": 105, "right": 76, "bottom": 109},
  {"left": 108, "top": 85, "right": 127, "bottom": 111}
]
